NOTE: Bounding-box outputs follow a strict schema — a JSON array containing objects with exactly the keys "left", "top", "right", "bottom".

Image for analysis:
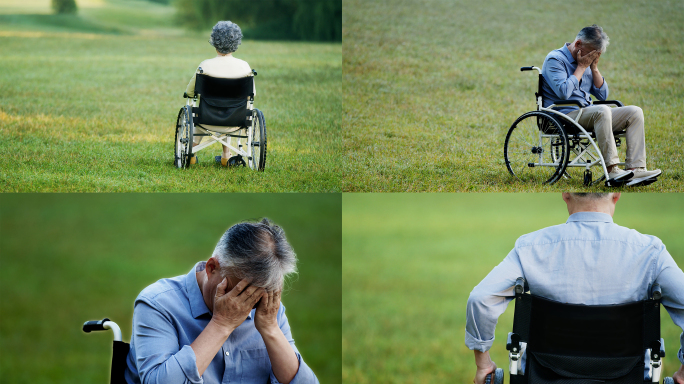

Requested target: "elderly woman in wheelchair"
[{"left": 175, "top": 20, "right": 267, "bottom": 171}]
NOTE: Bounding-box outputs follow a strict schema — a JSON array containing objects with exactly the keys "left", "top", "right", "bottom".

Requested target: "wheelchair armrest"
[
  {"left": 550, "top": 100, "right": 584, "bottom": 108},
  {"left": 593, "top": 100, "right": 624, "bottom": 107}
]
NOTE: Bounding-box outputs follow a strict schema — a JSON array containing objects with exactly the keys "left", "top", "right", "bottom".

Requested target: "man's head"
[
  {"left": 204, "top": 218, "right": 297, "bottom": 295},
  {"left": 572, "top": 24, "right": 610, "bottom": 54},
  {"left": 562, "top": 192, "right": 621, "bottom": 216}
]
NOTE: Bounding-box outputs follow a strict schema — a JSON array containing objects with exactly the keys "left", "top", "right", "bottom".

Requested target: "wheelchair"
[
  {"left": 484, "top": 278, "right": 675, "bottom": 384},
  {"left": 83, "top": 318, "right": 129, "bottom": 384},
  {"left": 175, "top": 69, "right": 267, "bottom": 171},
  {"left": 503, "top": 66, "right": 648, "bottom": 187}
]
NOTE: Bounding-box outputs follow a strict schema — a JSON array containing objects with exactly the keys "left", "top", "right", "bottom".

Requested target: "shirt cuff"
[
  {"left": 678, "top": 348, "right": 684, "bottom": 365},
  {"left": 270, "top": 352, "right": 318, "bottom": 384},
  {"left": 465, "top": 330, "right": 494, "bottom": 352},
  {"left": 174, "top": 345, "right": 203, "bottom": 384}
]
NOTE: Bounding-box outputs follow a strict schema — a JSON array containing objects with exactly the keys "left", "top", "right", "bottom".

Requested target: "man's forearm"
[
  {"left": 261, "top": 327, "right": 299, "bottom": 384},
  {"left": 190, "top": 320, "right": 234, "bottom": 376},
  {"left": 591, "top": 67, "right": 604, "bottom": 88},
  {"left": 573, "top": 65, "right": 587, "bottom": 84}
]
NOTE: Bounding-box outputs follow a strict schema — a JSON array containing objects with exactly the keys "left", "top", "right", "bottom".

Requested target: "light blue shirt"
[
  {"left": 125, "top": 261, "right": 318, "bottom": 384},
  {"left": 541, "top": 43, "right": 610, "bottom": 114},
  {"left": 465, "top": 212, "right": 684, "bottom": 367}
]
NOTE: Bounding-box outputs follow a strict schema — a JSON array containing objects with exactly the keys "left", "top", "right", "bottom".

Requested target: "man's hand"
[
  {"left": 211, "top": 278, "right": 264, "bottom": 332},
  {"left": 473, "top": 361, "right": 497, "bottom": 384},
  {"left": 673, "top": 364, "right": 684, "bottom": 384},
  {"left": 590, "top": 54, "right": 600, "bottom": 71},
  {"left": 255, "top": 290, "right": 282, "bottom": 335},
  {"left": 577, "top": 49, "right": 600, "bottom": 70}
]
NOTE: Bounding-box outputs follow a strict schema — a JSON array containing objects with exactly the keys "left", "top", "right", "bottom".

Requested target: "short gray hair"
[
  {"left": 209, "top": 21, "right": 243, "bottom": 54},
  {"left": 576, "top": 24, "right": 609, "bottom": 53},
  {"left": 213, "top": 218, "right": 297, "bottom": 291}
]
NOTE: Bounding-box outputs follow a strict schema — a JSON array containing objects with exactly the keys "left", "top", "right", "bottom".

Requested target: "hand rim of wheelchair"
[
  {"left": 504, "top": 111, "right": 569, "bottom": 185},
  {"left": 174, "top": 106, "right": 267, "bottom": 171}
]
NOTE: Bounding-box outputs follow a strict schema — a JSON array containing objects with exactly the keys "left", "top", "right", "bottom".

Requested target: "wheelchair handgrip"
[
  {"left": 83, "top": 318, "right": 111, "bottom": 333},
  {"left": 520, "top": 66, "right": 534, "bottom": 71}
]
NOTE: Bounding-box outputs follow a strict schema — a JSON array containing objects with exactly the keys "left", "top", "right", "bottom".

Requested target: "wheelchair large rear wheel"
[
  {"left": 504, "top": 111, "right": 568, "bottom": 184},
  {"left": 249, "top": 108, "right": 267, "bottom": 171},
  {"left": 174, "top": 106, "right": 193, "bottom": 168}
]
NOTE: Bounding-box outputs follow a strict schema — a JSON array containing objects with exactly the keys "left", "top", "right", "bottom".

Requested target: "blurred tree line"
[
  {"left": 174, "top": 0, "right": 341, "bottom": 42},
  {"left": 52, "top": 0, "right": 77, "bottom": 14}
]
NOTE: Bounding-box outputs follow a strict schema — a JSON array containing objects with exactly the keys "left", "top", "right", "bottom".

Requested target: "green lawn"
[
  {"left": 0, "top": 193, "right": 342, "bottom": 384},
  {"left": 342, "top": 193, "right": 684, "bottom": 383},
  {"left": 342, "top": 0, "right": 684, "bottom": 191},
  {"left": 0, "top": 0, "right": 341, "bottom": 192}
]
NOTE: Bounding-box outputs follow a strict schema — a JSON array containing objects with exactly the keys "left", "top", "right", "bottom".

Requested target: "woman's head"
[{"left": 209, "top": 21, "right": 243, "bottom": 54}]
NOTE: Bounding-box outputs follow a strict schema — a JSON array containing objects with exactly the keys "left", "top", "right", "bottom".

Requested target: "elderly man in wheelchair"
[
  {"left": 174, "top": 20, "right": 267, "bottom": 171},
  {"left": 504, "top": 25, "right": 661, "bottom": 186},
  {"left": 466, "top": 193, "right": 684, "bottom": 384}
]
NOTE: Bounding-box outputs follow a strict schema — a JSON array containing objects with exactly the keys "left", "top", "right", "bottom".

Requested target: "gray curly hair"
[
  {"left": 209, "top": 21, "right": 243, "bottom": 54},
  {"left": 213, "top": 218, "right": 298, "bottom": 292}
]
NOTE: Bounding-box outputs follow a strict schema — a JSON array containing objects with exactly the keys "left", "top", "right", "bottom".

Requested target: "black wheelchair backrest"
[
  {"left": 194, "top": 74, "right": 254, "bottom": 99},
  {"left": 508, "top": 278, "right": 665, "bottom": 383}
]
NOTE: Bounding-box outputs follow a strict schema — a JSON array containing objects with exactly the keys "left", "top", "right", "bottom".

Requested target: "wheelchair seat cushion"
[
  {"left": 528, "top": 351, "right": 644, "bottom": 382},
  {"left": 197, "top": 96, "right": 248, "bottom": 127}
]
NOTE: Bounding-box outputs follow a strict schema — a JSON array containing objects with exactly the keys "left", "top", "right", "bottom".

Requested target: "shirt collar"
[
  {"left": 185, "top": 261, "right": 253, "bottom": 320},
  {"left": 562, "top": 43, "right": 576, "bottom": 64},
  {"left": 566, "top": 211, "right": 614, "bottom": 224}
]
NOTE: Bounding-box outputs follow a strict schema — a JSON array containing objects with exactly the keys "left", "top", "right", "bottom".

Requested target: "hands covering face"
[
  {"left": 255, "top": 290, "right": 282, "bottom": 334},
  {"left": 210, "top": 276, "right": 283, "bottom": 335},
  {"left": 211, "top": 278, "right": 265, "bottom": 331},
  {"left": 577, "top": 48, "right": 601, "bottom": 69}
]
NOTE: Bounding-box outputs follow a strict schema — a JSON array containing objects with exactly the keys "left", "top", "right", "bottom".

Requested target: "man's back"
[
  {"left": 466, "top": 212, "right": 684, "bottom": 355},
  {"left": 514, "top": 211, "right": 667, "bottom": 305}
]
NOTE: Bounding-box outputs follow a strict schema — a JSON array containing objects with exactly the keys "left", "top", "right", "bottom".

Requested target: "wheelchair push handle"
[
  {"left": 83, "top": 318, "right": 122, "bottom": 342},
  {"left": 651, "top": 284, "right": 662, "bottom": 301}
]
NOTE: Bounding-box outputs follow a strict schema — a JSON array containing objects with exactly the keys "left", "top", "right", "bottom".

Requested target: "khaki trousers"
[{"left": 566, "top": 105, "right": 646, "bottom": 169}]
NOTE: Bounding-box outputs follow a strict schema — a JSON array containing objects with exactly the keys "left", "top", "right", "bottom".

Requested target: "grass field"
[
  {"left": 342, "top": 0, "right": 684, "bottom": 191},
  {"left": 0, "top": 0, "right": 341, "bottom": 192},
  {"left": 342, "top": 193, "right": 684, "bottom": 383},
  {"left": 0, "top": 194, "right": 342, "bottom": 384}
]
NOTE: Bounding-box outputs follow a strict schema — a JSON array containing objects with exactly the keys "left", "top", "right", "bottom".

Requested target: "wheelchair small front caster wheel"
[
  {"left": 484, "top": 368, "right": 504, "bottom": 384},
  {"left": 583, "top": 170, "right": 592, "bottom": 186}
]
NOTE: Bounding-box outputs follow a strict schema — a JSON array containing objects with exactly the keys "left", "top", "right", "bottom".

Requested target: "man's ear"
[
  {"left": 612, "top": 192, "right": 621, "bottom": 204},
  {"left": 206, "top": 256, "right": 219, "bottom": 276}
]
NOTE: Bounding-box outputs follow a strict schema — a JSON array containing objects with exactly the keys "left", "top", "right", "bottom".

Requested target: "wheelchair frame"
[
  {"left": 504, "top": 66, "right": 627, "bottom": 187},
  {"left": 83, "top": 318, "right": 129, "bottom": 384},
  {"left": 175, "top": 69, "right": 267, "bottom": 171},
  {"left": 484, "top": 278, "right": 675, "bottom": 384}
]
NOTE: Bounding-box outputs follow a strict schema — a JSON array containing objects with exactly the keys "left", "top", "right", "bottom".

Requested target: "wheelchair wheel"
[
  {"left": 484, "top": 368, "right": 504, "bottom": 384},
  {"left": 504, "top": 111, "right": 568, "bottom": 184},
  {"left": 174, "top": 106, "right": 193, "bottom": 168},
  {"left": 249, "top": 108, "right": 267, "bottom": 171}
]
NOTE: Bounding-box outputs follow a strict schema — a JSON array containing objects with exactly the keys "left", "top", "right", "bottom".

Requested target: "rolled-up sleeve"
[
  {"left": 654, "top": 246, "right": 684, "bottom": 365},
  {"left": 465, "top": 248, "right": 524, "bottom": 352},
  {"left": 590, "top": 78, "right": 609, "bottom": 101},
  {"left": 269, "top": 306, "right": 319, "bottom": 384},
  {"left": 133, "top": 299, "right": 202, "bottom": 384},
  {"left": 543, "top": 57, "right": 579, "bottom": 101}
]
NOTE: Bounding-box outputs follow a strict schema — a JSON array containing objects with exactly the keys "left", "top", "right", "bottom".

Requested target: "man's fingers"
[
  {"left": 215, "top": 277, "right": 228, "bottom": 297},
  {"left": 227, "top": 278, "right": 252, "bottom": 297},
  {"left": 239, "top": 285, "right": 261, "bottom": 302},
  {"left": 248, "top": 288, "right": 266, "bottom": 306}
]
